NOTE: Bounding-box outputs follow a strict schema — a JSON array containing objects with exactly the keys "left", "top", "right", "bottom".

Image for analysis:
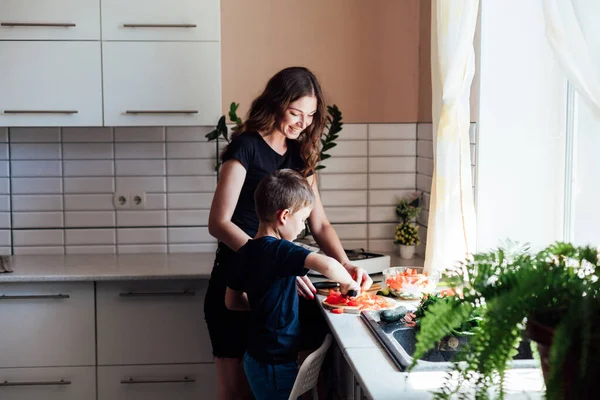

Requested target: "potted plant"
[
  {"left": 394, "top": 223, "right": 420, "bottom": 259},
  {"left": 395, "top": 191, "right": 422, "bottom": 223},
  {"left": 409, "top": 241, "right": 600, "bottom": 399}
]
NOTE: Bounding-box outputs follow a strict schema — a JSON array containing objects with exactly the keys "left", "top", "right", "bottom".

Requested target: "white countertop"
[
  {"left": 0, "top": 251, "right": 422, "bottom": 283},
  {"left": 0, "top": 253, "right": 215, "bottom": 282},
  {"left": 315, "top": 294, "right": 546, "bottom": 400}
]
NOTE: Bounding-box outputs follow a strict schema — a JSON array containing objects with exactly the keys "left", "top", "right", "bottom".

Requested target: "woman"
[{"left": 205, "top": 66, "right": 373, "bottom": 400}]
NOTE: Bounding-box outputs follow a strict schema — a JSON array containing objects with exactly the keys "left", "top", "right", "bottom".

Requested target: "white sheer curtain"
[
  {"left": 543, "top": 0, "right": 600, "bottom": 118},
  {"left": 424, "top": 0, "right": 479, "bottom": 273}
]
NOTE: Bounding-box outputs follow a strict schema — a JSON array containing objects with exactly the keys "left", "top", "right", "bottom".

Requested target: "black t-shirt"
[
  {"left": 222, "top": 132, "right": 309, "bottom": 237},
  {"left": 228, "top": 236, "right": 311, "bottom": 364}
]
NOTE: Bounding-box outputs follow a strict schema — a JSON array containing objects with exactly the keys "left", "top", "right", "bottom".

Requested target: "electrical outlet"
[
  {"left": 113, "top": 192, "right": 130, "bottom": 209},
  {"left": 130, "top": 192, "right": 146, "bottom": 209}
]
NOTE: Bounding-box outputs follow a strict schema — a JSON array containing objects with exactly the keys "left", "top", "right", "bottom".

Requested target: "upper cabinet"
[
  {"left": 101, "top": 0, "right": 220, "bottom": 41},
  {"left": 0, "top": 0, "right": 101, "bottom": 40},
  {"left": 0, "top": 0, "right": 221, "bottom": 127},
  {"left": 103, "top": 42, "right": 221, "bottom": 126},
  {"left": 0, "top": 42, "right": 103, "bottom": 127}
]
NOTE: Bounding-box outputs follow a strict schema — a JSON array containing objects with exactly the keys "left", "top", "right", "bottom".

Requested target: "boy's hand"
[{"left": 340, "top": 281, "right": 361, "bottom": 297}]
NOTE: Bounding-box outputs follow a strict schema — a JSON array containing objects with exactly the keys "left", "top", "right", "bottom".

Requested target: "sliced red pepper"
[{"left": 330, "top": 308, "right": 344, "bottom": 314}]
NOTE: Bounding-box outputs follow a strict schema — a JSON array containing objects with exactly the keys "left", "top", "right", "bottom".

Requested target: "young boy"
[{"left": 225, "top": 169, "right": 360, "bottom": 400}]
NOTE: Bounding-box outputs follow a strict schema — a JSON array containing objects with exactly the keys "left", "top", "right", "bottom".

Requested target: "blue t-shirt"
[{"left": 228, "top": 236, "right": 311, "bottom": 364}]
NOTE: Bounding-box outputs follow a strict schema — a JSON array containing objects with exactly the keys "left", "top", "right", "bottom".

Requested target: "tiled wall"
[
  {"left": 415, "top": 123, "right": 477, "bottom": 255},
  {"left": 0, "top": 124, "right": 419, "bottom": 255}
]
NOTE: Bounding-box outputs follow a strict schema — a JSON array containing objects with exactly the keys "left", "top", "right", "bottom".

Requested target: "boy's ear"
[{"left": 276, "top": 209, "right": 290, "bottom": 225}]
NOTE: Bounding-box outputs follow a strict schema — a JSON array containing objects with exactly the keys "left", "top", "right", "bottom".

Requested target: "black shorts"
[{"left": 204, "top": 243, "right": 330, "bottom": 358}]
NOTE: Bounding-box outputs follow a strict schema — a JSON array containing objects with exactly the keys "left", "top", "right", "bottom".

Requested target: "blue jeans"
[{"left": 243, "top": 352, "right": 299, "bottom": 400}]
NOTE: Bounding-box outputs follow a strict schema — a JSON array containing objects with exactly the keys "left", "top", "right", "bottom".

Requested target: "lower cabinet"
[
  {"left": 0, "top": 367, "right": 95, "bottom": 400},
  {"left": 97, "top": 364, "right": 217, "bottom": 400}
]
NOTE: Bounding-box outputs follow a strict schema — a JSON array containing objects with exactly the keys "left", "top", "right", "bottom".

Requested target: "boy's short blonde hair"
[{"left": 254, "top": 169, "right": 315, "bottom": 222}]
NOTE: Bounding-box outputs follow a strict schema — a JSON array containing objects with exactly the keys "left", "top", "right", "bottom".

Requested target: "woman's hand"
[
  {"left": 296, "top": 275, "right": 317, "bottom": 299},
  {"left": 343, "top": 264, "right": 373, "bottom": 291}
]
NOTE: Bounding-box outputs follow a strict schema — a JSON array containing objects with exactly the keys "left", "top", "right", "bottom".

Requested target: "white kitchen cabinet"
[
  {"left": 0, "top": 367, "right": 95, "bottom": 400},
  {"left": 96, "top": 279, "right": 213, "bottom": 365},
  {"left": 0, "top": 42, "right": 103, "bottom": 127},
  {"left": 101, "top": 0, "right": 220, "bottom": 42},
  {"left": 0, "top": 0, "right": 100, "bottom": 40},
  {"left": 98, "top": 364, "right": 217, "bottom": 400},
  {"left": 102, "top": 41, "right": 221, "bottom": 126},
  {"left": 0, "top": 282, "right": 95, "bottom": 368}
]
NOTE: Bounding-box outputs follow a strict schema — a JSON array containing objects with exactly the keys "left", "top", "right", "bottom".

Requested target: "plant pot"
[
  {"left": 526, "top": 318, "right": 584, "bottom": 398},
  {"left": 397, "top": 245, "right": 415, "bottom": 259}
]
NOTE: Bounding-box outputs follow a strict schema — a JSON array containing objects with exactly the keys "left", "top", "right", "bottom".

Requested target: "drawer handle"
[
  {"left": 4, "top": 110, "right": 78, "bottom": 114},
  {"left": 121, "top": 376, "right": 195, "bottom": 384},
  {"left": 123, "top": 23, "right": 196, "bottom": 28},
  {"left": 0, "top": 294, "right": 70, "bottom": 300},
  {"left": 1, "top": 22, "right": 76, "bottom": 28},
  {"left": 119, "top": 290, "right": 195, "bottom": 297},
  {"left": 125, "top": 110, "right": 198, "bottom": 115},
  {"left": 0, "top": 379, "right": 71, "bottom": 387}
]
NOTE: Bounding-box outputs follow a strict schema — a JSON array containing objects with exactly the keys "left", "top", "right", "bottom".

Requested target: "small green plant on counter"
[
  {"left": 394, "top": 223, "right": 420, "bottom": 246},
  {"left": 408, "top": 241, "right": 600, "bottom": 400},
  {"left": 205, "top": 102, "right": 344, "bottom": 174}
]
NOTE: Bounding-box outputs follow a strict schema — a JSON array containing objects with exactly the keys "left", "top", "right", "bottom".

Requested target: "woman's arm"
[
  {"left": 304, "top": 174, "right": 373, "bottom": 291},
  {"left": 305, "top": 253, "right": 360, "bottom": 295},
  {"left": 225, "top": 288, "right": 250, "bottom": 311},
  {"left": 208, "top": 160, "right": 252, "bottom": 251}
]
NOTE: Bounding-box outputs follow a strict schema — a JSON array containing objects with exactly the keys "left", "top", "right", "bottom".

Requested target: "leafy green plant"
[
  {"left": 205, "top": 102, "right": 343, "bottom": 173},
  {"left": 396, "top": 192, "right": 422, "bottom": 223},
  {"left": 409, "top": 242, "right": 600, "bottom": 400},
  {"left": 394, "top": 223, "right": 420, "bottom": 246}
]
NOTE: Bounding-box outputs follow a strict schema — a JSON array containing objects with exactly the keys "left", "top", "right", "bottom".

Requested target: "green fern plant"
[{"left": 409, "top": 241, "right": 600, "bottom": 400}]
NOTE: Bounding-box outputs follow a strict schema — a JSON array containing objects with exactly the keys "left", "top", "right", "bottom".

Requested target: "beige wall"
[{"left": 221, "top": 0, "right": 422, "bottom": 123}]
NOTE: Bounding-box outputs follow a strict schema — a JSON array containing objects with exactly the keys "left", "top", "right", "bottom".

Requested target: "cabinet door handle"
[
  {"left": 120, "top": 376, "right": 195, "bottom": 384},
  {"left": 0, "top": 379, "right": 71, "bottom": 387},
  {"left": 0, "top": 294, "right": 69, "bottom": 300},
  {"left": 125, "top": 110, "right": 198, "bottom": 115},
  {"left": 1, "top": 22, "right": 76, "bottom": 27},
  {"left": 123, "top": 23, "right": 196, "bottom": 28},
  {"left": 4, "top": 110, "right": 78, "bottom": 114},
  {"left": 119, "top": 290, "right": 195, "bottom": 298}
]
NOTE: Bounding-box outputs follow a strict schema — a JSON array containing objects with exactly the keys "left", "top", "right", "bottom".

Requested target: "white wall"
[{"left": 475, "top": 0, "right": 567, "bottom": 251}]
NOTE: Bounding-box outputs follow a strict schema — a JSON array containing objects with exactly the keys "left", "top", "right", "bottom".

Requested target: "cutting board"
[
  {"left": 316, "top": 283, "right": 382, "bottom": 297},
  {"left": 322, "top": 295, "right": 397, "bottom": 314}
]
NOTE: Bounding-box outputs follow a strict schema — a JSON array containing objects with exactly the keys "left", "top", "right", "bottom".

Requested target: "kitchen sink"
[{"left": 361, "top": 309, "right": 539, "bottom": 372}]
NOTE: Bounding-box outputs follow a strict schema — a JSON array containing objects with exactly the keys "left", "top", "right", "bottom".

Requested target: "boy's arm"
[
  {"left": 225, "top": 287, "right": 250, "bottom": 311},
  {"left": 305, "top": 253, "right": 360, "bottom": 295}
]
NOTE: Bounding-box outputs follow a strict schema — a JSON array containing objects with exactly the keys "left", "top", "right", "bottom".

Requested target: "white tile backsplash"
[
  {"left": 1, "top": 123, "right": 426, "bottom": 254},
  {"left": 114, "top": 127, "right": 165, "bottom": 142},
  {"left": 63, "top": 160, "right": 114, "bottom": 176},
  {"left": 13, "top": 230, "right": 64, "bottom": 246},
  {"left": 65, "top": 229, "right": 116, "bottom": 245},
  {"left": 115, "top": 159, "right": 166, "bottom": 176},
  {"left": 13, "top": 212, "right": 63, "bottom": 228},
  {"left": 65, "top": 211, "right": 115, "bottom": 228},
  {"left": 167, "top": 142, "right": 216, "bottom": 159},
  {"left": 64, "top": 177, "right": 115, "bottom": 194},
  {"left": 115, "top": 142, "right": 165, "bottom": 159},
  {"left": 62, "top": 127, "right": 113, "bottom": 142},
  {"left": 320, "top": 174, "right": 367, "bottom": 190},
  {"left": 327, "top": 141, "right": 368, "bottom": 157},
  {"left": 12, "top": 195, "right": 63, "bottom": 211},
  {"left": 11, "top": 160, "right": 62, "bottom": 177},
  {"left": 63, "top": 143, "right": 113, "bottom": 159},
  {"left": 369, "top": 124, "right": 416, "bottom": 140},
  {"left": 64, "top": 194, "right": 114, "bottom": 210},
  {"left": 10, "top": 127, "right": 60, "bottom": 143},
  {"left": 12, "top": 177, "right": 62, "bottom": 194},
  {"left": 11, "top": 143, "right": 61, "bottom": 159}
]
